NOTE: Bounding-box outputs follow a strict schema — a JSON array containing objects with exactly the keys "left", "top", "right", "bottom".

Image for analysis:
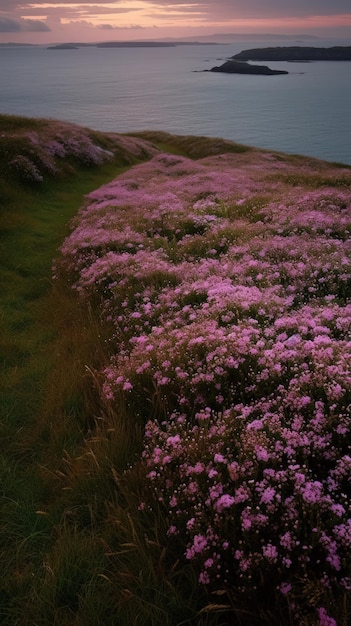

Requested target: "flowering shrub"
[
  {"left": 9, "top": 154, "right": 44, "bottom": 184},
  {"left": 58, "top": 144, "right": 351, "bottom": 624},
  {"left": 0, "top": 115, "right": 158, "bottom": 185},
  {"left": 142, "top": 395, "right": 350, "bottom": 609}
]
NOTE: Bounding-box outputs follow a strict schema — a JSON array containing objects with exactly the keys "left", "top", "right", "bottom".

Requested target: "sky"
[{"left": 1, "top": 1, "right": 351, "bottom": 44}]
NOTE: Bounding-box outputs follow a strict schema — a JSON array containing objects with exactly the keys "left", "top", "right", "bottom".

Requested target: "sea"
[{"left": 1, "top": 38, "right": 351, "bottom": 165}]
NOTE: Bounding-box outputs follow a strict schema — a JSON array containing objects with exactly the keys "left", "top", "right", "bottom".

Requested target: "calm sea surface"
[{"left": 1, "top": 39, "right": 351, "bottom": 164}]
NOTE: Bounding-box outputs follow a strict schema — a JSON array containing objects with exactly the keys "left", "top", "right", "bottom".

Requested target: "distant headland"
[
  {"left": 40, "top": 40, "right": 219, "bottom": 50},
  {"left": 206, "top": 45, "right": 351, "bottom": 77},
  {"left": 232, "top": 46, "right": 351, "bottom": 62},
  {"left": 47, "top": 44, "right": 79, "bottom": 50}
]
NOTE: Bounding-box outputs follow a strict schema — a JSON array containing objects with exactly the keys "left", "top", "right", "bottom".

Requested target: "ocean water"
[{"left": 1, "top": 39, "right": 351, "bottom": 165}]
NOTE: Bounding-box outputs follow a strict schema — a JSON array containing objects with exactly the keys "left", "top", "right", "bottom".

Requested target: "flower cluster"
[
  {"left": 58, "top": 146, "right": 351, "bottom": 624},
  {"left": 9, "top": 153, "right": 44, "bottom": 183},
  {"left": 142, "top": 395, "right": 351, "bottom": 590},
  {"left": 2, "top": 118, "right": 158, "bottom": 185}
]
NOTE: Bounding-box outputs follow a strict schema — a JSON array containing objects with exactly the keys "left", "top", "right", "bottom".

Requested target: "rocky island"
[
  {"left": 208, "top": 59, "right": 288, "bottom": 75},
  {"left": 232, "top": 46, "right": 351, "bottom": 62}
]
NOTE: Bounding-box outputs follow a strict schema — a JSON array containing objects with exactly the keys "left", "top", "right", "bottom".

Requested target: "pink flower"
[
  {"left": 214, "top": 453, "right": 226, "bottom": 463},
  {"left": 186, "top": 534, "right": 208, "bottom": 559},
  {"left": 260, "top": 487, "right": 276, "bottom": 505},
  {"left": 318, "top": 607, "right": 337, "bottom": 626},
  {"left": 262, "top": 544, "right": 278, "bottom": 561},
  {"left": 279, "top": 582, "right": 292, "bottom": 595},
  {"left": 199, "top": 571, "right": 210, "bottom": 584},
  {"left": 166, "top": 434, "right": 181, "bottom": 447},
  {"left": 215, "top": 494, "right": 235, "bottom": 512}
]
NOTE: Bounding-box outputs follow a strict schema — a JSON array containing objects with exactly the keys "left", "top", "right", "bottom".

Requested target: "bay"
[{"left": 1, "top": 39, "right": 351, "bottom": 164}]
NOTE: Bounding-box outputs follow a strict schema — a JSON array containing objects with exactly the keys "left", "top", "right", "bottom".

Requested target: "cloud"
[
  {"left": 0, "top": 3, "right": 143, "bottom": 27},
  {"left": 0, "top": 0, "right": 18, "bottom": 9},
  {"left": 1, "top": 0, "right": 350, "bottom": 40},
  {"left": 98, "top": 22, "right": 143, "bottom": 30},
  {"left": 145, "top": 0, "right": 351, "bottom": 23},
  {"left": 1, "top": 0, "right": 350, "bottom": 13},
  {"left": 0, "top": 17, "right": 21, "bottom": 31},
  {"left": 22, "top": 18, "right": 51, "bottom": 31},
  {"left": 151, "top": 0, "right": 351, "bottom": 15},
  {"left": 0, "top": 16, "right": 50, "bottom": 31},
  {"left": 1, "top": 0, "right": 351, "bottom": 22},
  {"left": 0, "top": 0, "right": 143, "bottom": 7}
]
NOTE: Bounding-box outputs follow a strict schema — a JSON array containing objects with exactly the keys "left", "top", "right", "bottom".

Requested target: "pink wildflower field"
[
  {"left": 1, "top": 117, "right": 158, "bottom": 184},
  {"left": 58, "top": 143, "right": 351, "bottom": 624}
]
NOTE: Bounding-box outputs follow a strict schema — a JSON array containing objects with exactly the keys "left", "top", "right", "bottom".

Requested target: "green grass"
[
  {"left": 127, "top": 130, "right": 253, "bottom": 159},
  {"left": 0, "top": 119, "right": 152, "bottom": 624},
  {"left": 0, "top": 117, "right": 219, "bottom": 625},
  {"left": 0, "top": 113, "right": 47, "bottom": 132}
]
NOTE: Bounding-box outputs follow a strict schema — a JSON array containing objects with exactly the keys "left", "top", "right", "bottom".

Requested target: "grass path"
[
  {"left": 1, "top": 162, "right": 130, "bottom": 442},
  {"left": 0, "top": 162, "right": 134, "bottom": 623}
]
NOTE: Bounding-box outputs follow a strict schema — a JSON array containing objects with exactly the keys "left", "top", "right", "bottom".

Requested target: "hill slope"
[{"left": 1, "top": 115, "right": 351, "bottom": 625}]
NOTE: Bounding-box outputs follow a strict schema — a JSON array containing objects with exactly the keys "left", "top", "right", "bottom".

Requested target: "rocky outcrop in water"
[{"left": 208, "top": 60, "right": 288, "bottom": 75}]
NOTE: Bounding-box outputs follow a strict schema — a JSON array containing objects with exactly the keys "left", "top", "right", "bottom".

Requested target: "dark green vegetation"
[
  {"left": 0, "top": 115, "right": 239, "bottom": 625},
  {"left": 232, "top": 46, "right": 351, "bottom": 62},
  {"left": 128, "top": 130, "right": 253, "bottom": 158},
  {"left": 0, "top": 116, "right": 163, "bottom": 624}
]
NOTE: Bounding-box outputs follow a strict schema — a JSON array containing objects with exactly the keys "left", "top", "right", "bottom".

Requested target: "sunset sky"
[{"left": 1, "top": 1, "right": 351, "bottom": 44}]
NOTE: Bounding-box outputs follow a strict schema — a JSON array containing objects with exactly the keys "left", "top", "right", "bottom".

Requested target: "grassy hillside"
[
  {"left": 1, "top": 114, "right": 351, "bottom": 625},
  {"left": 0, "top": 115, "right": 162, "bottom": 625}
]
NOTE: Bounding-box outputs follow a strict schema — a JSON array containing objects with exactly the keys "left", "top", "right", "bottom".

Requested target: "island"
[
  {"left": 47, "top": 44, "right": 78, "bottom": 50},
  {"left": 96, "top": 41, "right": 176, "bottom": 48},
  {"left": 208, "top": 60, "right": 288, "bottom": 75},
  {"left": 232, "top": 46, "right": 351, "bottom": 62}
]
